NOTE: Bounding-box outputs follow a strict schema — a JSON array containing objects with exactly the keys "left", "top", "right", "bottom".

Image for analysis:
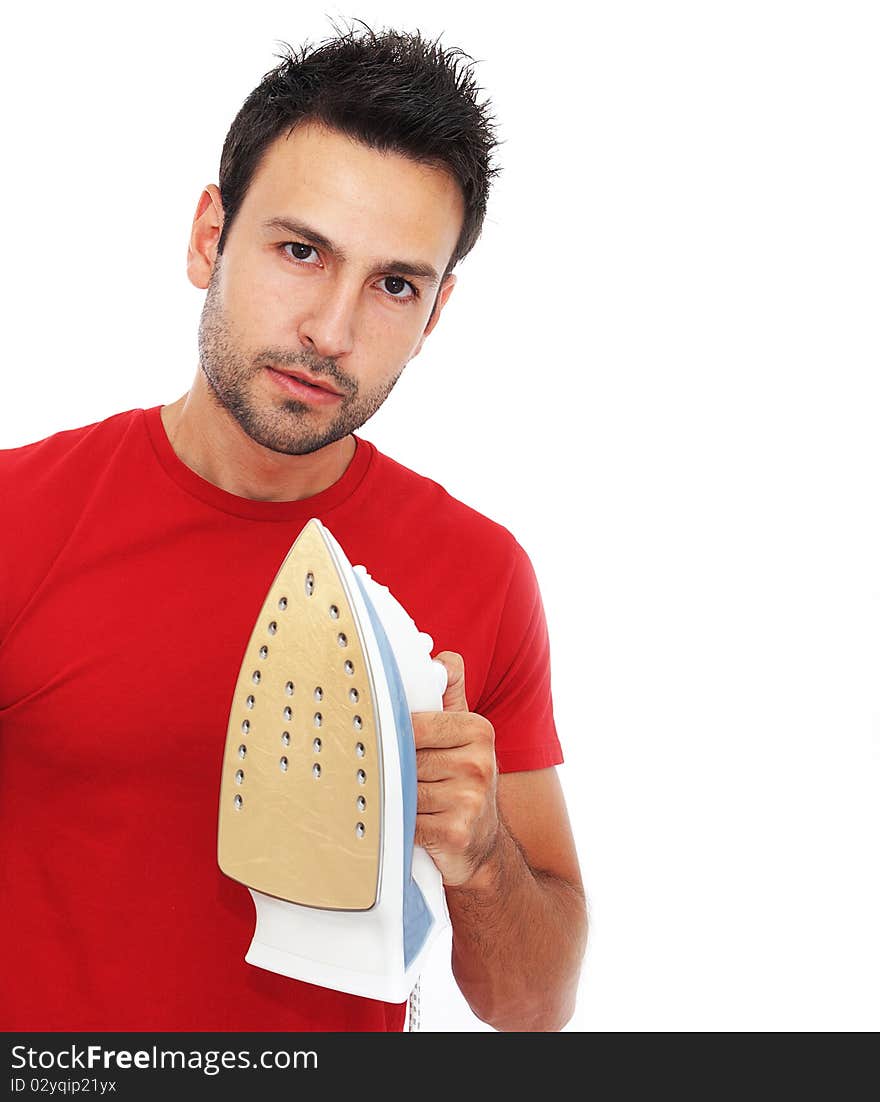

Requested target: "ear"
[
  {"left": 187, "top": 184, "right": 225, "bottom": 290},
  {"left": 410, "top": 274, "right": 457, "bottom": 359}
]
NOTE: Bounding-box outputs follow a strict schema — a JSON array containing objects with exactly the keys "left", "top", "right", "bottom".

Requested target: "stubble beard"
[{"left": 196, "top": 263, "right": 404, "bottom": 456}]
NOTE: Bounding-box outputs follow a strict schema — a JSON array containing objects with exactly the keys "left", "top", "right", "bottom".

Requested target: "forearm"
[{"left": 444, "top": 818, "right": 588, "bottom": 1032}]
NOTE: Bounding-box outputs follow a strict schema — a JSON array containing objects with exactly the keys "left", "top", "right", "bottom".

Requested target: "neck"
[{"left": 160, "top": 371, "right": 356, "bottom": 502}]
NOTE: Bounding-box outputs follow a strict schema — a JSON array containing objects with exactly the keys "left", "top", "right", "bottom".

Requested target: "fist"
[{"left": 411, "top": 652, "right": 500, "bottom": 887}]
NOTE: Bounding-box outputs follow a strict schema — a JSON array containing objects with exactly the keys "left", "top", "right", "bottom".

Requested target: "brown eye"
[
  {"left": 384, "top": 276, "right": 408, "bottom": 296},
  {"left": 285, "top": 242, "right": 317, "bottom": 262}
]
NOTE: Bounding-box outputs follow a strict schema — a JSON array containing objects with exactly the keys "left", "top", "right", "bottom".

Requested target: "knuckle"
[
  {"left": 478, "top": 753, "right": 497, "bottom": 784},
  {"left": 465, "top": 750, "right": 495, "bottom": 786},
  {"left": 438, "top": 649, "right": 464, "bottom": 670},
  {"left": 466, "top": 713, "right": 495, "bottom": 745},
  {"left": 464, "top": 756, "right": 485, "bottom": 783}
]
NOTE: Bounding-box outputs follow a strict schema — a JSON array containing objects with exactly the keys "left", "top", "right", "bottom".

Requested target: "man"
[{"left": 0, "top": 26, "right": 587, "bottom": 1031}]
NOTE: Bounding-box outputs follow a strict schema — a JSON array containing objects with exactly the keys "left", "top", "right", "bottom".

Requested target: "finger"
[
  {"left": 411, "top": 710, "right": 477, "bottom": 750},
  {"left": 416, "top": 778, "right": 456, "bottom": 814},
  {"left": 432, "top": 651, "right": 468, "bottom": 713},
  {"left": 414, "top": 811, "right": 474, "bottom": 859},
  {"left": 416, "top": 742, "right": 496, "bottom": 784},
  {"left": 415, "top": 745, "right": 461, "bottom": 781}
]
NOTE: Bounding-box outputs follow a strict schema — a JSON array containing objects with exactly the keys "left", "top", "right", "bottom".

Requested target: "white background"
[{"left": 2, "top": 1, "right": 877, "bottom": 1031}]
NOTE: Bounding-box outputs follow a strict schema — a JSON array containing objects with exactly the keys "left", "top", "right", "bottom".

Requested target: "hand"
[{"left": 411, "top": 651, "right": 500, "bottom": 887}]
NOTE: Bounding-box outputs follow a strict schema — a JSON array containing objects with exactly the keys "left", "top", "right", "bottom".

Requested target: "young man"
[{"left": 0, "top": 27, "right": 587, "bottom": 1031}]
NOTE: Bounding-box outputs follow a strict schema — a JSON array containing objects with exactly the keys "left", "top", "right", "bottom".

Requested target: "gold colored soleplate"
[{"left": 218, "top": 520, "right": 381, "bottom": 910}]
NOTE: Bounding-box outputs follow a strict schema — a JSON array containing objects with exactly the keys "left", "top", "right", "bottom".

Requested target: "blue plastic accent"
[{"left": 353, "top": 574, "right": 434, "bottom": 969}]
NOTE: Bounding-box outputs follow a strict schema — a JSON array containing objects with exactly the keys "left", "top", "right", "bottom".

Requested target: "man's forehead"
[{"left": 240, "top": 121, "right": 464, "bottom": 264}]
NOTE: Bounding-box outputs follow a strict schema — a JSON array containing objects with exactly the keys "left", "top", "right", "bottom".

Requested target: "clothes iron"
[{"left": 217, "top": 518, "right": 450, "bottom": 1004}]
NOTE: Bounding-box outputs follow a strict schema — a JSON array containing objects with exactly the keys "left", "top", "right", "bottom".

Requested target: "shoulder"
[
  {"left": 0, "top": 408, "right": 144, "bottom": 503},
  {"left": 0, "top": 407, "right": 148, "bottom": 637},
  {"left": 0, "top": 408, "right": 146, "bottom": 568},
  {"left": 364, "top": 442, "right": 518, "bottom": 551},
  {"left": 361, "top": 440, "right": 524, "bottom": 573}
]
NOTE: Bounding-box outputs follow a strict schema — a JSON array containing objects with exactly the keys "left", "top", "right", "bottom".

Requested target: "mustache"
[{"left": 259, "top": 353, "right": 354, "bottom": 395}]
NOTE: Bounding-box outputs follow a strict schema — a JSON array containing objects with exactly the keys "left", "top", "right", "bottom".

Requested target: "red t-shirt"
[{"left": 0, "top": 406, "right": 562, "bottom": 1031}]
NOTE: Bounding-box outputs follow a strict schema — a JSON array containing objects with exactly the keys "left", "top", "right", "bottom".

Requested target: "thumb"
[{"left": 432, "top": 651, "right": 469, "bottom": 713}]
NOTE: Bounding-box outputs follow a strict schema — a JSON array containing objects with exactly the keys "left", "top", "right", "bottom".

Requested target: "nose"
[{"left": 297, "top": 276, "right": 358, "bottom": 360}]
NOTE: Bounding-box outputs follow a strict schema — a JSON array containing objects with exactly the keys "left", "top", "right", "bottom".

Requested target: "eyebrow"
[{"left": 261, "top": 216, "right": 441, "bottom": 286}]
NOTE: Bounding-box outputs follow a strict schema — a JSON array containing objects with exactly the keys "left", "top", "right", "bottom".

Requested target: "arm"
[
  {"left": 413, "top": 652, "right": 588, "bottom": 1032},
  {"left": 445, "top": 768, "right": 587, "bottom": 1032}
]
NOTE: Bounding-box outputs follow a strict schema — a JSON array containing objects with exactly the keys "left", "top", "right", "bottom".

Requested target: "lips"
[
  {"left": 265, "top": 366, "right": 345, "bottom": 406},
  {"left": 269, "top": 366, "right": 342, "bottom": 396}
]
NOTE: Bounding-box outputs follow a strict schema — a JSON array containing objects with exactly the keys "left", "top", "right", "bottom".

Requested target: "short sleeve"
[{"left": 475, "top": 540, "right": 564, "bottom": 773}]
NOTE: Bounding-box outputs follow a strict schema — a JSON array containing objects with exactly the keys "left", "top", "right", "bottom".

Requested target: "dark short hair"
[{"left": 216, "top": 22, "right": 501, "bottom": 279}]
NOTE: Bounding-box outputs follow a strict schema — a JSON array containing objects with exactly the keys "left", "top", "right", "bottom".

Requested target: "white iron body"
[{"left": 218, "top": 519, "right": 450, "bottom": 1003}]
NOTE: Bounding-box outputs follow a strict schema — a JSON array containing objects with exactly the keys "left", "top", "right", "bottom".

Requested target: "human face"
[{"left": 195, "top": 121, "right": 464, "bottom": 455}]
